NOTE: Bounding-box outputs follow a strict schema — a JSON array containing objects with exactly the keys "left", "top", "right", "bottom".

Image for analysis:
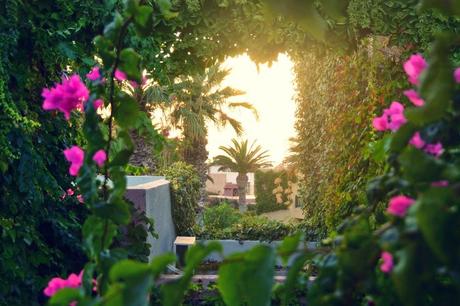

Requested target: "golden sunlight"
[{"left": 207, "top": 53, "right": 296, "bottom": 165}]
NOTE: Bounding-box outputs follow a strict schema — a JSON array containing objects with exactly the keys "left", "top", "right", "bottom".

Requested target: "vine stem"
[{"left": 100, "top": 16, "right": 134, "bottom": 254}]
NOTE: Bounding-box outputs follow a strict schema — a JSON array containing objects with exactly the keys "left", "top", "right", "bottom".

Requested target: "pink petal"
[
  {"left": 380, "top": 251, "right": 394, "bottom": 273},
  {"left": 424, "top": 142, "right": 444, "bottom": 157},
  {"left": 387, "top": 195, "right": 415, "bottom": 217},
  {"left": 403, "top": 89, "right": 424, "bottom": 107},
  {"left": 454, "top": 67, "right": 460, "bottom": 83},
  {"left": 403, "top": 54, "right": 427, "bottom": 85},
  {"left": 114, "top": 69, "right": 127, "bottom": 81},
  {"left": 432, "top": 180, "right": 449, "bottom": 187},
  {"left": 409, "top": 132, "right": 425, "bottom": 149},
  {"left": 92, "top": 149, "right": 107, "bottom": 167},
  {"left": 93, "top": 99, "right": 104, "bottom": 110},
  {"left": 372, "top": 115, "right": 388, "bottom": 131},
  {"left": 86, "top": 66, "right": 101, "bottom": 81},
  {"left": 63, "top": 146, "right": 85, "bottom": 176}
]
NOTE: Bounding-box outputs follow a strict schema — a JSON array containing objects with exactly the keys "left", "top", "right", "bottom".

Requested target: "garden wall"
[
  {"left": 199, "top": 239, "right": 319, "bottom": 266},
  {"left": 126, "top": 176, "right": 176, "bottom": 260}
]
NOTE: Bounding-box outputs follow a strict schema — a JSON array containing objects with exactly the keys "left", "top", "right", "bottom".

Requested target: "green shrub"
[
  {"left": 198, "top": 204, "right": 294, "bottom": 242},
  {"left": 160, "top": 161, "right": 200, "bottom": 235},
  {"left": 202, "top": 202, "right": 241, "bottom": 232}
]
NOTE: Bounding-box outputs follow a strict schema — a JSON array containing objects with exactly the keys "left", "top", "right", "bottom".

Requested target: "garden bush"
[
  {"left": 197, "top": 204, "right": 294, "bottom": 242},
  {"left": 160, "top": 161, "right": 200, "bottom": 235},
  {"left": 201, "top": 202, "right": 241, "bottom": 232}
]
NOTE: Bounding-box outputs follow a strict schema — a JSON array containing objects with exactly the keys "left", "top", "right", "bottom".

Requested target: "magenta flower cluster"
[
  {"left": 44, "top": 270, "right": 82, "bottom": 297},
  {"left": 42, "top": 75, "right": 89, "bottom": 120},
  {"left": 373, "top": 53, "right": 460, "bottom": 274}
]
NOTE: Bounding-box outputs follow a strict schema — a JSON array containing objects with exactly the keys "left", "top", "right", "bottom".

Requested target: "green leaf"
[
  {"left": 109, "top": 260, "right": 153, "bottom": 306},
  {"left": 94, "top": 35, "right": 115, "bottom": 68},
  {"left": 277, "top": 232, "right": 302, "bottom": 265},
  {"left": 218, "top": 245, "right": 276, "bottom": 306},
  {"left": 104, "top": 12, "right": 124, "bottom": 41},
  {"left": 48, "top": 288, "right": 82, "bottom": 306},
  {"left": 275, "top": 253, "right": 310, "bottom": 305},
  {"left": 93, "top": 198, "right": 131, "bottom": 225},
  {"left": 110, "top": 259, "right": 151, "bottom": 281},
  {"left": 392, "top": 245, "right": 424, "bottom": 306},
  {"left": 264, "top": 0, "right": 327, "bottom": 41},
  {"left": 133, "top": 6, "right": 154, "bottom": 37},
  {"left": 114, "top": 92, "right": 140, "bottom": 129},
  {"left": 82, "top": 263, "right": 96, "bottom": 295},
  {"left": 150, "top": 253, "right": 176, "bottom": 278},
  {"left": 369, "top": 134, "right": 391, "bottom": 162},
  {"left": 418, "top": 0, "right": 460, "bottom": 17},
  {"left": 398, "top": 147, "right": 445, "bottom": 183},
  {"left": 390, "top": 122, "right": 416, "bottom": 153},
  {"left": 83, "top": 216, "right": 118, "bottom": 257},
  {"left": 119, "top": 48, "right": 142, "bottom": 82},
  {"left": 416, "top": 188, "right": 458, "bottom": 264},
  {"left": 157, "top": 0, "right": 179, "bottom": 19},
  {"left": 110, "top": 130, "right": 134, "bottom": 167},
  {"left": 161, "top": 242, "right": 222, "bottom": 306},
  {"left": 322, "top": 0, "right": 348, "bottom": 22}
]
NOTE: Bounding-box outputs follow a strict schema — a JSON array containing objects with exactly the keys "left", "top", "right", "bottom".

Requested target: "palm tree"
[
  {"left": 212, "top": 139, "right": 272, "bottom": 209},
  {"left": 126, "top": 76, "right": 169, "bottom": 173},
  {"left": 168, "top": 64, "right": 258, "bottom": 202}
]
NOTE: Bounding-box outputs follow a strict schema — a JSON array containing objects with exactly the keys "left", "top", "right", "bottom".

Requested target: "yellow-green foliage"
[{"left": 292, "top": 38, "right": 406, "bottom": 235}]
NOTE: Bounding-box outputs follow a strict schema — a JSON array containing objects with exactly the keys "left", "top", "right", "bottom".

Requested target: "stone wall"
[{"left": 126, "top": 176, "right": 176, "bottom": 261}]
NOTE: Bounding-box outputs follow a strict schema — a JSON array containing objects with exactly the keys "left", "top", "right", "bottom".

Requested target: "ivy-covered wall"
[
  {"left": 292, "top": 38, "right": 407, "bottom": 236},
  {"left": 0, "top": 1, "right": 113, "bottom": 304},
  {"left": 292, "top": 0, "right": 460, "bottom": 236}
]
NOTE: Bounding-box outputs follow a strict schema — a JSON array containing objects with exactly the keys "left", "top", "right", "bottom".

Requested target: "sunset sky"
[{"left": 207, "top": 53, "right": 296, "bottom": 165}]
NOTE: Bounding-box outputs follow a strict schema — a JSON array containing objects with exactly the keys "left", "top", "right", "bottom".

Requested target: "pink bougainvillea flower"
[
  {"left": 403, "top": 53, "right": 427, "bottom": 85},
  {"left": 454, "top": 67, "right": 460, "bottom": 83},
  {"left": 43, "top": 271, "right": 82, "bottom": 297},
  {"left": 387, "top": 195, "right": 415, "bottom": 217},
  {"left": 92, "top": 149, "right": 107, "bottom": 167},
  {"left": 114, "top": 69, "right": 127, "bottom": 81},
  {"left": 93, "top": 99, "right": 104, "bottom": 110},
  {"left": 373, "top": 102, "right": 407, "bottom": 132},
  {"left": 409, "top": 132, "right": 426, "bottom": 149},
  {"left": 424, "top": 142, "right": 444, "bottom": 157},
  {"left": 432, "top": 180, "right": 449, "bottom": 187},
  {"left": 372, "top": 115, "right": 388, "bottom": 131},
  {"left": 385, "top": 102, "right": 407, "bottom": 131},
  {"left": 64, "top": 146, "right": 85, "bottom": 176},
  {"left": 403, "top": 89, "right": 425, "bottom": 107},
  {"left": 66, "top": 188, "right": 75, "bottom": 196},
  {"left": 86, "top": 66, "right": 101, "bottom": 81},
  {"left": 77, "top": 194, "right": 84, "bottom": 204},
  {"left": 42, "top": 75, "right": 89, "bottom": 120},
  {"left": 380, "top": 251, "right": 394, "bottom": 273}
]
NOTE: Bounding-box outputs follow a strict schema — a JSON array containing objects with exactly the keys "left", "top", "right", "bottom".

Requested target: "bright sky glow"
[{"left": 207, "top": 53, "right": 296, "bottom": 165}]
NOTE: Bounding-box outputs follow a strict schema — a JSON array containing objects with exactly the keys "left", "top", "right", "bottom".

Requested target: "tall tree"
[
  {"left": 168, "top": 64, "right": 257, "bottom": 202},
  {"left": 126, "top": 78, "right": 169, "bottom": 173},
  {"left": 212, "top": 138, "right": 272, "bottom": 209}
]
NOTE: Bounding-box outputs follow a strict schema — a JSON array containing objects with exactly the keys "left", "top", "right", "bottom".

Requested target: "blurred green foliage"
[{"left": 160, "top": 161, "right": 200, "bottom": 235}]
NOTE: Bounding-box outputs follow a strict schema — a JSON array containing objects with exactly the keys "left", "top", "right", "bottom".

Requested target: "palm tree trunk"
[
  {"left": 129, "top": 130, "right": 156, "bottom": 173},
  {"left": 183, "top": 135, "right": 208, "bottom": 204},
  {"left": 236, "top": 173, "right": 248, "bottom": 211}
]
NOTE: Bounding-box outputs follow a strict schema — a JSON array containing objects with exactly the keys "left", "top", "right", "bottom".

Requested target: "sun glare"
[{"left": 207, "top": 53, "right": 296, "bottom": 165}]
